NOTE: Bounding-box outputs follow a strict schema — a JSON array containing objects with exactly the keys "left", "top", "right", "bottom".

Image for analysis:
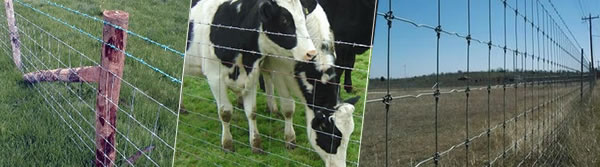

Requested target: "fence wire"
[
  {"left": 176, "top": 3, "right": 374, "bottom": 167},
  {"left": 362, "top": 0, "right": 594, "bottom": 166},
  {"left": 1, "top": 0, "right": 185, "bottom": 166}
]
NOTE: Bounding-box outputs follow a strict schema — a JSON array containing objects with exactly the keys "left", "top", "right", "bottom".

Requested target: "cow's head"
[
  {"left": 301, "top": 0, "right": 336, "bottom": 71},
  {"left": 258, "top": 0, "right": 317, "bottom": 61},
  {"left": 311, "top": 96, "right": 359, "bottom": 167},
  {"left": 295, "top": 58, "right": 360, "bottom": 167}
]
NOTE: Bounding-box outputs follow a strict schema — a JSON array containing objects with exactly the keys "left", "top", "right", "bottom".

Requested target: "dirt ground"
[{"left": 359, "top": 81, "right": 587, "bottom": 166}]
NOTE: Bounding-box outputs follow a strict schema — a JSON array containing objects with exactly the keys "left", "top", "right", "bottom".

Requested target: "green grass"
[
  {"left": 0, "top": 0, "right": 187, "bottom": 166},
  {"left": 174, "top": 50, "right": 371, "bottom": 166}
]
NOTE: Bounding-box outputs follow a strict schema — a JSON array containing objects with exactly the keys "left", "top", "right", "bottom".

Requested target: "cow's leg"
[
  {"left": 236, "top": 96, "right": 243, "bottom": 108},
  {"left": 343, "top": 52, "right": 356, "bottom": 93},
  {"left": 207, "top": 77, "right": 235, "bottom": 152},
  {"left": 274, "top": 75, "right": 297, "bottom": 149},
  {"left": 334, "top": 67, "right": 344, "bottom": 90},
  {"left": 344, "top": 68, "right": 353, "bottom": 93},
  {"left": 262, "top": 72, "right": 279, "bottom": 115},
  {"left": 243, "top": 84, "right": 263, "bottom": 154}
]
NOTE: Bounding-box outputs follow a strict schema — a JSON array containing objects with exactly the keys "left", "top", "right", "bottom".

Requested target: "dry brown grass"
[{"left": 359, "top": 82, "right": 589, "bottom": 166}]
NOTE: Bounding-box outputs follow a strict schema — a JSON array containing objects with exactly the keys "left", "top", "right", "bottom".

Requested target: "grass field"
[
  {"left": 174, "top": 50, "right": 371, "bottom": 166},
  {"left": 0, "top": 0, "right": 187, "bottom": 166},
  {"left": 360, "top": 72, "right": 593, "bottom": 166}
]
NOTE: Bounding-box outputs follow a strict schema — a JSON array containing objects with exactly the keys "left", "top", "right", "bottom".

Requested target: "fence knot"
[
  {"left": 382, "top": 94, "right": 393, "bottom": 105},
  {"left": 465, "top": 138, "right": 470, "bottom": 148},
  {"left": 488, "top": 41, "right": 492, "bottom": 49},
  {"left": 466, "top": 35, "right": 472, "bottom": 44},
  {"left": 435, "top": 26, "right": 442, "bottom": 38},
  {"left": 384, "top": 11, "right": 394, "bottom": 28},
  {"left": 433, "top": 152, "right": 440, "bottom": 164},
  {"left": 433, "top": 89, "right": 440, "bottom": 98},
  {"left": 503, "top": 45, "right": 507, "bottom": 53},
  {"left": 487, "top": 129, "right": 491, "bottom": 137},
  {"left": 503, "top": 0, "right": 507, "bottom": 7}
]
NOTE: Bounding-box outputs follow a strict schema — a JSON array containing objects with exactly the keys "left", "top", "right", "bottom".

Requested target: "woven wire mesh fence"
[
  {"left": 174, "top": 4, "right": 372, "bottom": 167},
  {"left": 0, "top": 0, "right": 186, "bottom": 166},
  {"left": 360, "top": 0, "right": 594, "bottom": 166}
]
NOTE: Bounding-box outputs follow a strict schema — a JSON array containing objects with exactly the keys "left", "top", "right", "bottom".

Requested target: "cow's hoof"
[
  {"left": 236, "top": 99, "right": 243, "bottom": 108},
  {"left": 286, "top": 141, "right": 297, "bottom": 150},
  {"left": 252, "top": 147, "right": 265, "bottom": 154},
  {"left": 267, "top": 106, "right": 279, "bottom": 114},
  {"left": 344, "top": 86, "right": 353, "bottom": 93},
  {"left": 222, "top": 140, "right": 235, "bottom": 152},
  {"left": 251, "top": 136, "right": 264, "bottom": 154}
]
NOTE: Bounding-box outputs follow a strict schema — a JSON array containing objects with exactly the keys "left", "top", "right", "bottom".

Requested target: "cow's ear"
[
  {"left": 259, "top": 0, "right": 276, "bottom": 22},
  {"left": 343, "top": 96, "right": 361, "bottom": 105}
]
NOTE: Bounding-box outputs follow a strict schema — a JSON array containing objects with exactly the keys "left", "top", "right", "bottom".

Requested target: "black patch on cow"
[
  {"left": 209, "top": 0, "right": 298, "bottom": 74},
  {"left": 312, "top": 109, "right": 342, "bottom": 154},
  {"left": 186, "top": 20, "right": 194, "bottom": 51},
  {"left": 295, "top": 60, "right": 342, "bottom": 154},
  {"left": 299, "top": 0, "right": 317, "bottom": 15},
  {"left": 190, "top": 0, "right": 201, "bottom": 8},
  {"left": 229, "top": 65, "right": 240, "bottom": 80},
  {"left": 261, "top": 4, "right": 297, "bottom": 49}
]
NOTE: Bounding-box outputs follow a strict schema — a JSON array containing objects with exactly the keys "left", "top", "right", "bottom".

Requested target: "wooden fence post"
[
  {"left": 4, "top": 0, "right": 21, "bottom": 70},
  {"left": 95, "top": 10, "right": 128, "bottom": 167}
]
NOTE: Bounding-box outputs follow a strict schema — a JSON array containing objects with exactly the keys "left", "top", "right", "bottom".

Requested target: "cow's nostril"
[{"left": 305, "top": 50, "right": 317, "bottom": 60}]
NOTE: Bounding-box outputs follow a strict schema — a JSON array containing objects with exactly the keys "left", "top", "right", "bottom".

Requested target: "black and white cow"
[
  {"left": 319, "top": 0, "right": 377, "bottom": 93},
  {"left": 262, "top": 0, "right": 360, "bottom": 166},
  {"left": 186, "top": 0, "right": 317, "bottom": 153}
]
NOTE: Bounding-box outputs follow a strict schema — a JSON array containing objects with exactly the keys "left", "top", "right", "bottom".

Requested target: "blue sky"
[{"left": 368, "top": 0, "right": 600, "bottom": 79}]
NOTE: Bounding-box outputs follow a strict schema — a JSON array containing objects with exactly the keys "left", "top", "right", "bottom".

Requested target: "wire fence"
[
  {"left": 175, "top": 3, "right": 374, "bottom": 166},
  {"left": 1, "top": 0, "right": 185, "bottom": 166},
  {"left": 361, "top": 0, "right": 594, "bottom": 166}
]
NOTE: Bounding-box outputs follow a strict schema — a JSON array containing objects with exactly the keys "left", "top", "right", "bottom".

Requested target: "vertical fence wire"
[
  {"left": 465, "top": 0, "right": 472, "bottom": 165},
  {"left": 433, "top": 0, "right": 442, "bottom": 165},
  {"left": 502, "top": 0, "right": 508, "bottom": 165},
  {"left": 486, "top": 0, "right": 492, "bottom": 165}
]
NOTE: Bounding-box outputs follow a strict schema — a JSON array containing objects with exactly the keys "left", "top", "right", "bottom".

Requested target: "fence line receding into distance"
[{"left": 367, "top": 0, "right": 595, "bottom": 166}]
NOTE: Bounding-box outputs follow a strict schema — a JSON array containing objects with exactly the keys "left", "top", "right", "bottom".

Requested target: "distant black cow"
[{"left": 319, "top": 0, "right": 377, "bottom": 93}]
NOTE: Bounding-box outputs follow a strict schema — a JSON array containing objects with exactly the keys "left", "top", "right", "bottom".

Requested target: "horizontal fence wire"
[
  {"left": 364, "top": 0, "right": 594, "bottom": 166},
  {"left": 14, "top": 0, "right": 183, "bottom": 84},
  {"left": 177, "top": 2, "right": 374, "bottom": 167},
  {"left": 0, "top": 0, "right": 187, "bottom": 166}
]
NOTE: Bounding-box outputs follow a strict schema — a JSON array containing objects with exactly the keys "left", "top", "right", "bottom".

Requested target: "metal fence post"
[
  {"left": 95, "top": 10, "right": 128, "bottom": 167},
  {"left": 3, "top": 0, "right": 21, "bottom": 70},
  {"left": 581, "top": 49, "right": 584, "bottom": 101}
]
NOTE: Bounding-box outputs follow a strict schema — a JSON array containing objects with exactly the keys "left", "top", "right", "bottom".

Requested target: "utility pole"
[{"left": 583, "top": 14, "right": 599, "bottom": 79}]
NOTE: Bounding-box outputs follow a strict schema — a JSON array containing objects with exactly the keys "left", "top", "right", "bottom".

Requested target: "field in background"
[
  {"left": 0, "top": 0, "right": 187, "bottom": 166},
  {"left": 360, "top": 72, "right": 594, "bottom": 166},
  {"left": 174, "top": 50, "right": 371, "bottom": 166}
]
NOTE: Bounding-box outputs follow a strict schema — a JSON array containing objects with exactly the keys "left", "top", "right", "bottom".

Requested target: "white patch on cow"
[
  {"left": 298, "top": 72, "right": 313, "bottom": 92},
  {"left": 236, "top": 3, "right": 242, "bottom": 13},
  {"left": 320, "top": 73, "right": 334, "bottom": 84},
  {"left": 305, "top": 4, "right": 336, "bottom": 72}
]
